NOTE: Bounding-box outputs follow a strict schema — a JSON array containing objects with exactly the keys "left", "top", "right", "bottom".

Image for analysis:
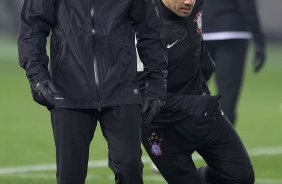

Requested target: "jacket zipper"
[{"left": 91, "top": 1, "right": 101, "bottom": 111}]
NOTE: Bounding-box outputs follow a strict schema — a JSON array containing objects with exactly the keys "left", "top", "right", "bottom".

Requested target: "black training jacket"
[
  {"left": 156, "top": 0, "right": 213, "bottom": 95},
  {"left": 18, "top": 0, "right": 167, "bottom": 109},
  {"left": 139, "top": 0, "right": 215, "bottom": 126},
  {"left": 202, "top": 0, "right": 264, "bottom": 42}
]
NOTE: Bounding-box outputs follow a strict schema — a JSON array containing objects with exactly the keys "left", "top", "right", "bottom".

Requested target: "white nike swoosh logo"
[{"left": 167, "top": 40, "right": 179, "bottom": 48}]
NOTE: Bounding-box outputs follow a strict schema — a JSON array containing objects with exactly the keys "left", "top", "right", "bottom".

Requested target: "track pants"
[
  {"left": 50, "top": 105, "right": 143, "bottom": 184},
  {"left": 142, "top": 111, "right": 254, "bottom": 184},
  {"left": 205, "top": 39, "right": 249, "bottom": 124}
]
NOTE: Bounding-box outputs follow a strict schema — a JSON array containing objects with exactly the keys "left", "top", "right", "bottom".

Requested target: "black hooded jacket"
[{"left": 18, "top": 0, "right": 168, "bottom": 109}]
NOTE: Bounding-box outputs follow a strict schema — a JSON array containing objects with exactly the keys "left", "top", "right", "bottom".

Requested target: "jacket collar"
[{"left": 158, "top": 0, "right": 184, "bottom": 21}]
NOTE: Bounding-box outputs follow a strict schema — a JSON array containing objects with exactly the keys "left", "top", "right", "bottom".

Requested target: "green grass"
[{"left": 0, "top": 35, "right": 282, "bottom": 184}]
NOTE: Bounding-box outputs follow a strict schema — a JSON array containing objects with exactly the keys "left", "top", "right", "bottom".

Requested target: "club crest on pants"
[{"left": 148, "top": 132, "right": 162, "bottom": 156}]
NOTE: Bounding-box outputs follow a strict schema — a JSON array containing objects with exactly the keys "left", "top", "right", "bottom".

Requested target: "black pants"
[
  {"left": 142, "top": 111, "right": 254, "bottom": 184},
  {"left": 50, "top": 105, "right": 143, "bottom": 184},
  {"left": 205, "top": 39, "right": 249, "bottom": 124}
]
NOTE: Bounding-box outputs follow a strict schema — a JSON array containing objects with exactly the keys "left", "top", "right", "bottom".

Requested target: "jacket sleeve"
[
  {"left": 129, "top": 0, "right": 168, "bottom": 102},
  {"left": 199, "top": 39, "right": 215, "bottom": 81},
  {"left": 236, "top": 0, "right": 265, "bottom": 46},
  {"left": 163, "top": 93, "right": 211, "bottom": 118},
  {"left": 18, "top": 0, "right": 56, "bottom": 84}
]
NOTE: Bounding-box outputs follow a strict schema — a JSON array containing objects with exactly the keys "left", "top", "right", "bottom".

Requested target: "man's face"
[{"left": 163, "top": 0, "right": 196, "bottom": 17}]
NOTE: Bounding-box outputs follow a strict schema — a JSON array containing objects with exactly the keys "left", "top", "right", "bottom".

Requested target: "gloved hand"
[
  {"left": 141, "top": 97, "right": 164, "bottom": 124},
  {"left": 32, "top": 80, "right": 63, "bottom": 108},
  {"left": 253, "top": 37, "right": 266, "bottom": 73},
  {"left": 253, "top": 44, "right": 266, "bottom": 73},
  {"left": 191, "top": 94, "right": 222, "bottom": 120}
]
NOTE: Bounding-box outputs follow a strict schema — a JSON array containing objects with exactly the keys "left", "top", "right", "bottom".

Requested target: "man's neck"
[
  {"left": 159, "top": 0, "right": 183, "bottom": 20},
  {"left": 161, "top": 0, "right": 172, "bottom": 12}
]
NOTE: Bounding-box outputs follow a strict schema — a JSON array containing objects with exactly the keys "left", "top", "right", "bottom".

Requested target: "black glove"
[
  {"left": 141, "top": 97, "right": 164, "bottom": 124},
  {"left": 32, "top": 80, "right": 63, "bottom": 108},
  {"left": 253, "top": 43, "right": 266, "bottom": 73},
  {"left": 191, "top": 94, "right": 222, "bottom": 120}
]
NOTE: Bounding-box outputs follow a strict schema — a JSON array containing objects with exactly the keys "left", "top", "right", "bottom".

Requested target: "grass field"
[{"left": 0, "top": 35, "right": 282, "bottom": 184}]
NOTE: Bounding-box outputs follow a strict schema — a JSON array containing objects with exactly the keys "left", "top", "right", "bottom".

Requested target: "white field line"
[
  {"left": 0, "top": 157, "right": 152, "bottom": 175},
  {"left": 0, "top": 173, "right": 165, "bottom": 182},
  {"left": 255, "top": 179, "right": 282, "bottom": 184},
  {"left": 1, "top": 173, "right": 282, "bottom": 184},
  {"left": 1, "top": 146, "right": 282, "bottom": 175}
]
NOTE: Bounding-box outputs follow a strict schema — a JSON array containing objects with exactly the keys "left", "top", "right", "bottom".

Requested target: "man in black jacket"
[
  {"left": 139, "top": 0, "right": 254, "bottom": 183},
  {"left": 18, "top": 0, "right": 167, "bottom": 183},
  {"left": 202, "top": 0, "right": 266, "bottom": 125}
]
